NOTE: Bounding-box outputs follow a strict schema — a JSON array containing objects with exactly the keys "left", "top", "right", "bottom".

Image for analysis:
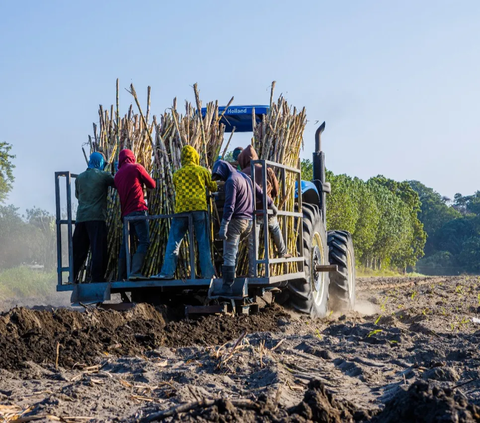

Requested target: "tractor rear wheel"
[
  {"left": 285, "top": 203, "right": 329, "bottom": 317},
  {"left": 327, "top": 230, "right": 356, "bottom": 311}
]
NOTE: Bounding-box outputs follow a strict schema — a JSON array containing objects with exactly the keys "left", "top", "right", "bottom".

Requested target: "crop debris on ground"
[{"left": 0, "top": 276, "right": 479, "bottom": 422}]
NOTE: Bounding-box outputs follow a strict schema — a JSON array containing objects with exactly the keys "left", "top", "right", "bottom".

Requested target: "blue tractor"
[{"left": 55, "top": 105, "right": 356, "bottom": 317}]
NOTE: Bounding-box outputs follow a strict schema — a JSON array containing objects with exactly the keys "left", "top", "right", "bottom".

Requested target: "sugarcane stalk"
[{"left": 221, "top": 127, "right": 235, "bottom": 159}]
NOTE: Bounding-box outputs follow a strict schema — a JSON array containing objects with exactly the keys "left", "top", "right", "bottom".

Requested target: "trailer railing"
[
  {"left": 55, "top": 171, "right": 77, "bottom": 288},
  {"left": 250, "top": 159, "right": 304, "bottom": 278},
  {"left": 56, "top": 158, "right": 305, "bottom": 290}
]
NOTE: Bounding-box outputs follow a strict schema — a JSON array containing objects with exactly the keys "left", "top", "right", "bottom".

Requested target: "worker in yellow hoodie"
[{"left": 152, "top": 145, "right": 218, "bottom": 279}]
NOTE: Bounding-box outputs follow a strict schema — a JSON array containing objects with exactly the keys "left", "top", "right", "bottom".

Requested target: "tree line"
[
  {"left": 301, "top": 159, "right": 426, "bottom": 271},
  {"left": 408, "top": 182, "right": 480, "bottom": 275},
  {"left": 0, "top": 142, "right": 56, "bottom": 270},
  {"left": 0, "top": 140, "right": 476, "bottom": 275},
  {"left": 302, "top": 159, "right": 480, "bottom": 274}
]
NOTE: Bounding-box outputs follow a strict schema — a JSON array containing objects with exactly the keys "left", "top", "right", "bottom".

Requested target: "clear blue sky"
[{"left": 1, "top": 0, "right": 479, "bottom": 213}]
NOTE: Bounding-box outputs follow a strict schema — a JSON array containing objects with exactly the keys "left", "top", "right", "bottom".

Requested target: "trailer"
[{"left": 55, "top": 106, "right": 355, "bottom": 317}]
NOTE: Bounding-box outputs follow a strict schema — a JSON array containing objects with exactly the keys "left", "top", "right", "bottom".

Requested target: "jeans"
[
  {"left": 73, "top": 221, "right": 107, "bottom": 282},
  {"left": 223, "top": 219, "right": 253, "bottom": 267},
  {"left": 160, "top": 211, "right": 216, "bottom": 278},
  {"left": 248, "top": 216, "right": 287, "bottom": 276},
  {"left": 118, "top": 211, "right": 150, "bottom": 279}
]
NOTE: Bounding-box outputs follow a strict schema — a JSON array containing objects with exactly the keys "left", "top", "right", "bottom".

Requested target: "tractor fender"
[{"left": 295, "top": 180, "right": 320, "bottom": 205}]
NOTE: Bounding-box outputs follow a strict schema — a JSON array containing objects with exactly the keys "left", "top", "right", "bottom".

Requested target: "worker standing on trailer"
[
  {"left": 115, "top": 149, "right": 156, "bottom": 280},
  {"left": 152, "top": 145, "right": 217, "bottom": 280},
  {"left": 237, "top": 146, "right": 291, "bottom": 276},
  {"left": 230, "top": 147, "right": 243, "bottom": 170},
  {"left": 212, "top": 160, "right": 273, "bottom": 288},
  {"left": 73, "top": 152, "right": 115, "bottom": 283}
]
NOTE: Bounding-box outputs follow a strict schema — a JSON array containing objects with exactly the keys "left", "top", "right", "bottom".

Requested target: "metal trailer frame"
[{"left": 55, "top": 160, "right": 306, "bottom": 305}]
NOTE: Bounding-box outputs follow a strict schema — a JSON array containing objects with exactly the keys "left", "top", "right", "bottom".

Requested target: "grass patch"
[
  {"left": 356, "top": 267, "right": 425, "bottom": 278},
  {"left": 0, "top": 267, "right": 56, "bottom": 299}
]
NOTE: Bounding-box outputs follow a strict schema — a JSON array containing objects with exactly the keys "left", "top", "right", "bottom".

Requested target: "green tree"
[
  {"left": 0, "top": 142, "right": 15, "bottom": 203},
  {"left": 452, "top": 192, "right": 480, "bottom": 216},
  {"left": 436, "top": 217, "right": 477, "bottom": 255},
  {"left": 364, "top": 181, "right": 402, "bottom": 269},
  {"left": 409, "top": 181, "right": 461, "bottom": 239},
  {"left": 223, "top": 151, "right": 234, "bottom": 162},
  {"left": 301, "top": 159, "right": 313, "bottom": 181},
  {"left": 350, "top": 177, "right": 379, "bottom": 263},
  {"left": 457, "top": 236, "right": 480, "bottom": 273},
  {"left": 0, "top": 205, "right": 32, "bottom": 268},
  {"left": 26, "top": 207, "right": 56, "bottom": 270},
  {"left": 368, "top": 177, "right": 426, "bottom": 269},
  {"left": 326, "top": 171, "right": 358, "bottom": 234}
]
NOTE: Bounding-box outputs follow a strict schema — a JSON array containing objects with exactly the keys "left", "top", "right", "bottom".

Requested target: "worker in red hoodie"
[{"left": 114, "top": 149, "right": 156, "bottom": 280}]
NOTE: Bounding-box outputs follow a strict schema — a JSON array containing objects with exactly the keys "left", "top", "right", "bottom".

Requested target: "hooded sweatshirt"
[
  {"left": 173, "top": 145, "right": 218, "bottom": 213},
  {"left": 114, "top": 149, "right": 156, "bottom": 217},
  {"left": 237, "top": 145, "right": 279, "bottom": 199},
  {"left": 75, "top": 155, "right": 115, "bottom": 222},
  {"left": 88, "top": 152, "right": 106, "bottom": 170},
  {"left": 212, "top": 160, "right": 272, "bottom": 222}
]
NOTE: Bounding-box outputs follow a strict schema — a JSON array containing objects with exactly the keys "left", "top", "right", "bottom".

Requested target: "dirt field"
[{"left": 1, "top": 276, "right": 480, "bottom": 422}]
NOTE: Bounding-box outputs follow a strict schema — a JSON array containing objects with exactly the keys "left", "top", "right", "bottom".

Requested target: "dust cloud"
[{"left": 354, "top": 299, "right": 379, "bottom": 315}]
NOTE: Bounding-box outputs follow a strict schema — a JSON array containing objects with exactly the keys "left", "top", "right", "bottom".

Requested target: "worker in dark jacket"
[
  {"left": 153, "top": 145, "right": 217, "bottom": 280},
  {"left": 212, "top": 160, "right": 273, "bottom": 287},
  {"left": 73, "top": 152, "right": 115, "bottom": 283},
  {"left": 237, "top": 146, "right": 291, "bottom": 276},
  {"left": 115, "top": 149, "right": 156, "bottom": 280}
]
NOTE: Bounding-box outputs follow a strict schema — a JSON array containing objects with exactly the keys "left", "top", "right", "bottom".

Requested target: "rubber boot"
[
  {"left": 271, "top": 225, "right": 291, "bottom": 258},
  {"left": 221, "top": 265, "right": 236, "bottom": 292},
  {"left": 118, "top": 255, "right": 127, "bottom": 281},
  {"left": 129, "top": 252, "right": 147, "bottom": 281}
]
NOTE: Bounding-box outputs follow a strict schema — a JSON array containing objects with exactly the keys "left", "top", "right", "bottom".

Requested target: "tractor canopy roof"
[{"left": 201, "top": 105, "right": 269, "bottom": 133}]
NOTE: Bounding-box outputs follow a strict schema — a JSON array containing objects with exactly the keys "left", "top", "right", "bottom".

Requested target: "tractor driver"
[{"left": 230, "top": 146, "right": 243, "bottom": 171}]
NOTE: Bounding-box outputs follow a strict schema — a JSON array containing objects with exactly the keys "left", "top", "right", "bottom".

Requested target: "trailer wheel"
[
  {"left": 327, "top": 230, "right": 356, "bottom": 311},
  {"left": 285, "top": 203, "right": 329, "bottom": 317}
]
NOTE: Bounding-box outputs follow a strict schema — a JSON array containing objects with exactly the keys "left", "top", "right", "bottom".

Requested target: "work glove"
[
  {"left": 270, "top": 204, "right": 278, "bottom": 216},
  {"left": 218, "top": 219, "right": 228, "bottom": 240}
]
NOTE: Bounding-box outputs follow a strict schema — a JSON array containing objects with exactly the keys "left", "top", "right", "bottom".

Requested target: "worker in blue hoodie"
[
  {"left": 73, "top": 152, "right": 115, "bottom": 282},
  {"left": 212, "top": 160, "right": 274, "bottom": 287}
]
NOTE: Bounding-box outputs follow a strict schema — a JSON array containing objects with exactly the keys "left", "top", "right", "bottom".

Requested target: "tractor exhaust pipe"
[
  {"left": 313, "top": 122, "right": 326, "bottom": 224},
  {"left": 315, "top": 121, "right": 325, "bottom": 153}
]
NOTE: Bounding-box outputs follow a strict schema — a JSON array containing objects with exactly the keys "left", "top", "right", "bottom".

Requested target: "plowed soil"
[
  {"left": 0, "top": 275, "right": 479, "bottom": 422},
  {"left": 0, "top": 303, "right": 286, "bottom": 370}
]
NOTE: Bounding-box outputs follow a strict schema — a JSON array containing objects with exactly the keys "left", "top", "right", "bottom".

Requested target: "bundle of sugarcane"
[
  {"left": 143, "top": 85, "right": 231, "bottom": 277},
  {"left": 86, "top": 81, "right": 155, "bottom": 281},
  {"left": 85, "top": 80, "right": 305, "bottom": 281},
  {"left": 236, "top": 82, "right": 307, "bottom": 276},
  {"left": 87, "top": 82, "right": 230, "bottom": 280}
]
